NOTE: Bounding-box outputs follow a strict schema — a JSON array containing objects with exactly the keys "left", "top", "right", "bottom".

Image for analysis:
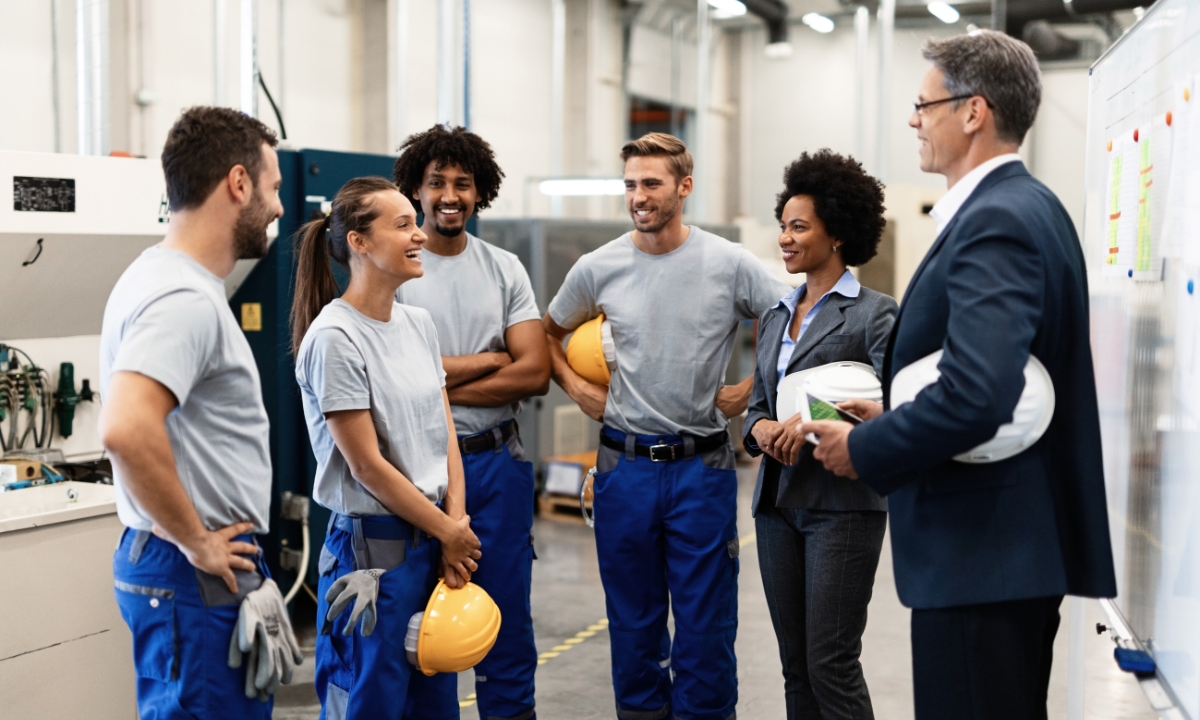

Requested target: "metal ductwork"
[
  {"left": 743, "top": 0, "right": 788, "bottom": 44},
  {"left": 1022, "top": 19, "right": 1082, "bottom": 58},
  {"left": 1003, "top": 0, "right": 1142, "bottom": 35}
]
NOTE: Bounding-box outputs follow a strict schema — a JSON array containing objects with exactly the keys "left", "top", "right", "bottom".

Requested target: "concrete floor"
[{"left": 274, "top": 459, "right": 1158, "bottom": 719}]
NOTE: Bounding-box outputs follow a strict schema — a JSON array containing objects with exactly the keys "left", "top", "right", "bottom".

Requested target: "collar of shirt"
[
  {"left": 778, "top": 269, "right": 861, "bottom": 315},
  {"left": 929, "top": 153, "right": 1023, "bottom": 234},
  {"left": 776, "top": 270, "right": 861, "bottom": 387}
]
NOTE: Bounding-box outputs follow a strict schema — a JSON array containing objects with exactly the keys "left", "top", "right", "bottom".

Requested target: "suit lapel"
[
  {"left": 786, "top": 294, "right": 852, "bottom": 373},
  {"left": 759, "top": 306, "right": 789, "bottom": 415}
]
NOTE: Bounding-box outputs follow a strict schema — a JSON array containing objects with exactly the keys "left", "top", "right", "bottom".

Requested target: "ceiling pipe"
[
  {"left": 76, "top": 0, "right": 110, "bottom": 156},
  {"left": 742, "top": 0, "right": 788, "bottom": 44}
]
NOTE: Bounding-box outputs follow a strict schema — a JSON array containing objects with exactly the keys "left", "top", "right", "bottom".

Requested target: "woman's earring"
[{"left": 833, "top": 245, "right": 840, "bottom": 252}]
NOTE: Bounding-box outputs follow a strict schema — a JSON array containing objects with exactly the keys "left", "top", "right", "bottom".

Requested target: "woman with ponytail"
[{"left": 291, "top": 176, "right": 479, "bottom": 719}]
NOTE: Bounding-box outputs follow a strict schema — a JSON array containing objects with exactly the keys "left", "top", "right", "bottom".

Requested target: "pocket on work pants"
[{"left": 114, "top": 580, "right": 178, "bottom": 682}]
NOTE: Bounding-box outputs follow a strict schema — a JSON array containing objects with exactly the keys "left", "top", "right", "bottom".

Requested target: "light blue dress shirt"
[{"left": 775, "top": 270, "right": 862, "bottom": 387}]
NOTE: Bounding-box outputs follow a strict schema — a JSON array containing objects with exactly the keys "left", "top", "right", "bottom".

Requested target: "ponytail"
[{"left": 289, "top": 176, "right": 397, "bottom": 354}]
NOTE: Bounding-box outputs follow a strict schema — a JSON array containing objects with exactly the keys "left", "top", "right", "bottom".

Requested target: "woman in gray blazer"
[{"left": 743, "top": 149, "right": 897, "bottom": 720}]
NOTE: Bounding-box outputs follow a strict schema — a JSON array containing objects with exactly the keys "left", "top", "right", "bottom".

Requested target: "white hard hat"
[
  {"left": 890, "top": 350, "right": 1055, "bottom": 464},
  {"left": 777, "top": 362, "right": 882, "bottom": 421}
]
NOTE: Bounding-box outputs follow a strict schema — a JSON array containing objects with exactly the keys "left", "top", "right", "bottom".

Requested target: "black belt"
[
  {"left": 458, "top": 421, "right": 517, "bottom": 455},
  {"left": 600, "top": 430, "right": 728, "bottom": 462}
]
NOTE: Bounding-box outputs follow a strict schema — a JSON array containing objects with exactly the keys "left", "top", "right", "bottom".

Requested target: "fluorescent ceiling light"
[
  {"left": 765, "top": 42, "right": 794, "bottom": 59},
  {"left": 539, "top": 179, "right": 626, "bottom": 197},
  {"left": 707, "top": 0, "right": 747, "bottom": 19},
  {"left": 927, "top": 1, "right": 961, "bottom": 23},
  {"left": 802, "top": 13, "right": 835, "bottom": 33}
]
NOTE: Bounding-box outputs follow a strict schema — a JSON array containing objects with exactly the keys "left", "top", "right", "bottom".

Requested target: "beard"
[
  {"left": 630, "top": 191, "right": 682, "bottom": 234},
  {"left": 430, "top": 205, "right": 467, "bottom": 238},
  {"left": 232, "top": 189, "right": 274, "bottom": 260}
]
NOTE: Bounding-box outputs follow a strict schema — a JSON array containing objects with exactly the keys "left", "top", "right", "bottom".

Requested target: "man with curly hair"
[
  {"left": 544, "top": 133, "right": 788, "bottom": 720},
  {"left": 394, "top": 124, "right": 550, "bottom": 720}
]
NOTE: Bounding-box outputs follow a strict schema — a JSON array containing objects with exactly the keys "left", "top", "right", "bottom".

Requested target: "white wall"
[
  {"left": 0, "top": 2, "right": 61, "bottom": 153},
  {"left": 0, "top": 0, "right": 1093, "bottom": 230},
  {"left": 741, "top": 21, "right": 960, "bottom": 226},
  {"left": 1029, "top": 65, "right": 1091, "bottom": 234}
]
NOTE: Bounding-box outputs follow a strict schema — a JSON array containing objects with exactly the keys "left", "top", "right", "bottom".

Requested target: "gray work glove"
[
  {"left": 228, "top": 579, "right": 305, "bottom": 700},
  {"left": 323, "top": 569, "right": 384, "bottom": 637}
]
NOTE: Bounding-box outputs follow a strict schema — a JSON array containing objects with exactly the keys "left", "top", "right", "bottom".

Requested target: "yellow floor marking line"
[
  {"left": 458, "top": 529, "right": 756, "bottom": 708},
  {"left": 460, "top": 618, "right": 611, "bottom": 707}
]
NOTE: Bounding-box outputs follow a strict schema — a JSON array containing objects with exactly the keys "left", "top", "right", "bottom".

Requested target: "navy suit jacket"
[{"left": 848, "top": 161, "right": 1117, "bottom": 609}]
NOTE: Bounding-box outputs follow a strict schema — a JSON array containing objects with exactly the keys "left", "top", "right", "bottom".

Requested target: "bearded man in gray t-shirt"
[
  {"left": 392, "top": 125, "right": 550, "bottom": 720},
  {"left": 99, "top": 106, "right": 301, "bottom": 718},
  {"left": 544, "top": 133, "right": 789, "bottom": 720}
]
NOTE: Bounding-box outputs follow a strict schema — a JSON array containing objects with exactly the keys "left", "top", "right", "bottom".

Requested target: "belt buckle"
[{"left": 649, "top": 443, "right": 677, "bottom": 462}]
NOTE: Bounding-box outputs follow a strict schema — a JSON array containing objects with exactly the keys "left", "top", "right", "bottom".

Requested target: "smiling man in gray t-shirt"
[
  {"left": 544, "top": 133, "right": 787, "bottom": 720},
  {"left": 391, "top": 125, "right": 550, "bottom": 720}
]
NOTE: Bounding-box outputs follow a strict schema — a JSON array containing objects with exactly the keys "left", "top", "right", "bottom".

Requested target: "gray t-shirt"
[
  {"left": 99, "top": 247, "right": 272, "bottom": 533},
  {"left": 548, "top": 227, "right": 789, "bottom": 436},
  {"left": 395, "top": 234, "right": 541, "bottom": 435},
  {"left": 295, "top": 299, "right": 449, "bottom": 515}
]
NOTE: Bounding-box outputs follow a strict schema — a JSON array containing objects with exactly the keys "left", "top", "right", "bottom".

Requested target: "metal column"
[
  {"left": 394, "top": 0, "right": 409, "bottom": 145},
  {"left": 214, "top": 0, "right": 227, "bottom": 105},
  {"left": 692, "top": 0, "right": 710, "bottom": 222},
  {"left": 550, "top": 0, "right": 565, "bottom": 217},
  {"left": 855, "top": 5, "right": 869, "bottom": 163},
  {"left": 239, "top": 0, "right": 257, "bottom": 117},
  {"left": 76, "top": 0, "right": 111, "bottom": 156},
  {"left": 437, "top": 0, "right": 455, "bottom": 126},
  {"left": 874, "top": 0, "right": 894, "bottom": 182}
]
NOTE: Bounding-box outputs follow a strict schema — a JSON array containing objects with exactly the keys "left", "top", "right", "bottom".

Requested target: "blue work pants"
[
  {"left": 593, "top": 429, "right": 740, "bottom": 720},
  {"left": 461, "top": 426, "right": 538, "bottom": 720},
  {"left": 315, "top": 514, "right": 458, "bottom": 720},
  {"left": 112, "top": 527, "right": 273, "bottom": 720}
]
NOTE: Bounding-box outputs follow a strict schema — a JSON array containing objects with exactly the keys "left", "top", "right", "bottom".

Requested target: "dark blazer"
[
  {"left": 744, "top": 285, "right": 897, "bottom": 515},
  {"left": 848, "top": 161, "right": 1117, "bottom": 609}
]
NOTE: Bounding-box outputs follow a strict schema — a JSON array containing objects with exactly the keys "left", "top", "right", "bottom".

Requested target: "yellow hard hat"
[
  {"left": 404, "top": 579, "right": 502, "bottom": 676},
  {"left": 565, "top": 314, "right": 617, "bottom": 386}
]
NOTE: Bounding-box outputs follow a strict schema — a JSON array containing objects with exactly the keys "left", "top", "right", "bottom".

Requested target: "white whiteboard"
[{"left": 1086, "top": 0, "right": 1200, "bottom": 714}]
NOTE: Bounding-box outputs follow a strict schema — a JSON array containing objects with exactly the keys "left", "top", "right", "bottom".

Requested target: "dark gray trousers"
[{"left": 755, "top": 506, "right": 887, "bottom": 720}]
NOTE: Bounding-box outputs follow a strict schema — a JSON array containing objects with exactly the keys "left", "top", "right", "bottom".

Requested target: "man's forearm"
[
  {"left": 447, "top": 363, "right": 550, "bottom": 407},
  {"left": 442, "top": 353, "right": 506, "bottom": 389}
]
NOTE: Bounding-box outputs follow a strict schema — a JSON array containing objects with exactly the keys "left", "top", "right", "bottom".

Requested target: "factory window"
[{"left": 629, "top": 97, "right": 692, "bottom": 145}]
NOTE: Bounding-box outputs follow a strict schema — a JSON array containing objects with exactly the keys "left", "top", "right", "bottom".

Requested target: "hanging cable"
[{"left": 257, "top": 72, "right": 287, "bottom": 140}]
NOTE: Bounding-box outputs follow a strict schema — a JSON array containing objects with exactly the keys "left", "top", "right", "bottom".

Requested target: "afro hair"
[
  {"left": 774, "top": 149, "right": 885, "bottom": 267},
  {"left": 393, "top": 125, "right": 505, "bottom": 212}
]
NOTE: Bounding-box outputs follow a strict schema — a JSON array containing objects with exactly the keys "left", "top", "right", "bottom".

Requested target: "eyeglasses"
[{"left": 912, "top": 94, "right": 991, "bottom": 115}]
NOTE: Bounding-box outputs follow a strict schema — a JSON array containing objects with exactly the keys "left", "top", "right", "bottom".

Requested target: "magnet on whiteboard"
[
  {"left": 1133, "top": 128, "right": 1140, "bottom": 142},
  {"left": 1167, "top": 111, "right": 1173, "bottom": 126}
]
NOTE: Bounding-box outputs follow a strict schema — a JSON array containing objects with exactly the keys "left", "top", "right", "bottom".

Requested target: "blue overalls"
[
  {"left": 593, "top": 427, "right": 740, "bottom": 720},
  {"left": 112, "top": 527, "right": 274, "bottom": 720},
  {"left": 315, "top": 513, "right": 458, "bottom": 720},
  {"left": 459, "top": 421, "right": 538, "bottom": 720}
]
